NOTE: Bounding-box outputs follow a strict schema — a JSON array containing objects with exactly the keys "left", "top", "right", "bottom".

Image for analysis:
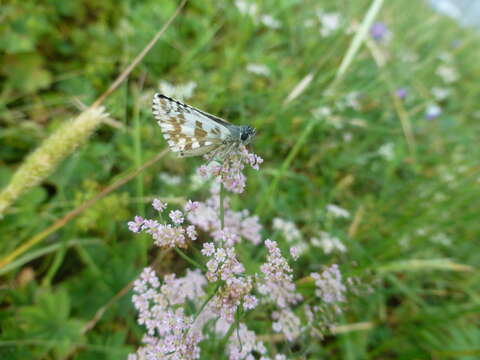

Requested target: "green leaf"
[
  {"left": 2, "top": 54, "right": 52, "bottom": 93},
  {"left": 18, "top": 288, "right": 86, "bottom": 358},
  {"left": 377, "top": 259, "right": 474, "bottom": 273}
]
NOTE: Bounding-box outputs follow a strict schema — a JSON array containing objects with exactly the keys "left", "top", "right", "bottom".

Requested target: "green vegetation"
[{"left": 1, "top": 0, "right": 479, "bottom": 358}]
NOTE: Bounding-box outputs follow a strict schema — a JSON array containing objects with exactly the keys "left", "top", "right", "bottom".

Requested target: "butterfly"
[{"left": 152, "top": 93, "right": 256, "bottom": 158}]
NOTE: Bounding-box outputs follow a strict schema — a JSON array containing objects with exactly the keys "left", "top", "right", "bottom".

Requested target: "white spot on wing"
[
  {"left": 183, "top": 112, "right": 230, "bottom": 140},
  {"left": 160, "top": 123, "right": 174, "bottom": 131},
  {"left": 180, "top": 125, "right": 195, "bottom": 136},
  {"left": 178, "top": 138, "right": 186, "bottom": 147}
]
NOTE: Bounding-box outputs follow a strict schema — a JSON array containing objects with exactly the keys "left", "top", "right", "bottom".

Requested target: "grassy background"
[{"left": 1, "top": 0, "right": 480, "bottom": 358}]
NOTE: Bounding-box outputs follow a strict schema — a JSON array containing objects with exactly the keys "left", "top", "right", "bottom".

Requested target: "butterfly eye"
[{"left": 241, "top": 133, "right": 249, "bottom": 141}]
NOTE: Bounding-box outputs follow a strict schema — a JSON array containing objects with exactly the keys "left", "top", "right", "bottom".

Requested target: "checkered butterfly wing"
[{"left": 152, "top": 93, "right": 232, "bottom": 157}]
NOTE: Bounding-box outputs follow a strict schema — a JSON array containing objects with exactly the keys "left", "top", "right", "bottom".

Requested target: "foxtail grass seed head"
[{"left": 0, "top": 106, "right": 108, "bottom": 216}]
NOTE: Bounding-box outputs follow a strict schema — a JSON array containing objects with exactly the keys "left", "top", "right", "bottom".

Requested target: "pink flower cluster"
[
  {"left": 129, "top": 264, "right": 277, "bottom": 360},
  {"left": 311, "top": 264, "right": 346, "bottom": 306},
  {"left": 129, "top": 263, "right": 293, "bottom": 360},
  {"left": 129, "top": 234, "right": 354, "bottom": 356},
  {"left": 272, "top": 308, "right": 302, "bottom": 342},
  {"left": 301, "top": 265, "right": 350, "bottom": 338},
  {"left": 202, "top": 242, "right": 258, "bottom": 323},
  {"left": 188, "top": 186, "right": 262, "bottom": 246},
  {"left": 127, "top": 199, "right": 198, "bottom": 248},
  {"left": 257, "top": 239, "right": 303, "bottom": 342},
  {"left": 258, "top": 239, "right": 302, "bottom": 308},
  {"left": 128, "top": 146, "right": 360, "bottom": 357},
  {"left": 198, "top": 146, "right": 263, "bottom": 193},
  {"left": 130, "top": 267, "right": 206, "bottom": 360}
]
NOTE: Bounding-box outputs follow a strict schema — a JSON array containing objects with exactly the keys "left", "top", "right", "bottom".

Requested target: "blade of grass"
[
  {"left": 131, "top": 81, "right": 148, "bottom": 265},
  {"left": 42, "top": 228, "right": 72, "bottom": 286},
  {"left": 365, "top": 36, "right": 417, "bottom": 161},
  {"left": 257, "top": 0, "right": 385, "bottom": 215},
  {"left": 256, "top": 115, "right": 318, "bottom": 216},
  {"left": 377, "top": 259, "right": 474, "bottom": 273},
  {"left": 91, "top": 0, "right": 188, "bottom": 108},
  {"left": 0, "top": 238, "right": 101, "bottom": 276},
  {"left": 132, "top": 81, "right": 146, "bottom": 218},
  {"left": 334, "top": 0, "right": 385, "bottom": 82}
]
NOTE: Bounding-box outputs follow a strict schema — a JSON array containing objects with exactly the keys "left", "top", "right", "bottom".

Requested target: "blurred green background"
[{"left": 1, "top": 0, "right": 479, "bottom": 359}]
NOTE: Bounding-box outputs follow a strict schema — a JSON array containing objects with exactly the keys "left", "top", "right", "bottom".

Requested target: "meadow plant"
[
  {"left": 2, "top": 1, "right": 479, "bottom": 358},
  {"left": 0, "top": 106, "right": 109, "bottom": 216},
  {"left": 128, "top": 145, "right": 356, "bottom": 359}
]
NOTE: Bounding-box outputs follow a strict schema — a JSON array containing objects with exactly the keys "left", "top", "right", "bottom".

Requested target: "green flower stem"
[
  {"left": 174, "top": 247, "right": 206, "bottom": 271},
  {"left": 219, "top": 307, "right": 247, "bottom": 350},
  {"left": 220, "top": 181, "right": 225, "bottom": 230},
  {"left": 193, "top": 282, "right": 221, "bottom": 322}
]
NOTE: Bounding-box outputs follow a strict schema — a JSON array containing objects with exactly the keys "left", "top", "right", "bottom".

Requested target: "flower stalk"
[{"left": 220, "top": 182, "right": 225, "bottom": 230}]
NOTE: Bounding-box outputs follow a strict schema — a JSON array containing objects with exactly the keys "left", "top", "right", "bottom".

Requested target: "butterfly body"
[{"left": 152, "top": 93, "right": 256, "bottom": 158}]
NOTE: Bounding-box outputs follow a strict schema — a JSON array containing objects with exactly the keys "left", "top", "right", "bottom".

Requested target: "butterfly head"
[{"left": 239, "top": 125, "right": 256, "bottom": 145}]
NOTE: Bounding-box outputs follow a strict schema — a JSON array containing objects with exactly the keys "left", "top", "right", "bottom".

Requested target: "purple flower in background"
[
  {"left": 370, "top": 22, "right": 389, "bottom": 41},
  {"left": 395, "top": 88, "right": 408, "bottom": 99}
]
